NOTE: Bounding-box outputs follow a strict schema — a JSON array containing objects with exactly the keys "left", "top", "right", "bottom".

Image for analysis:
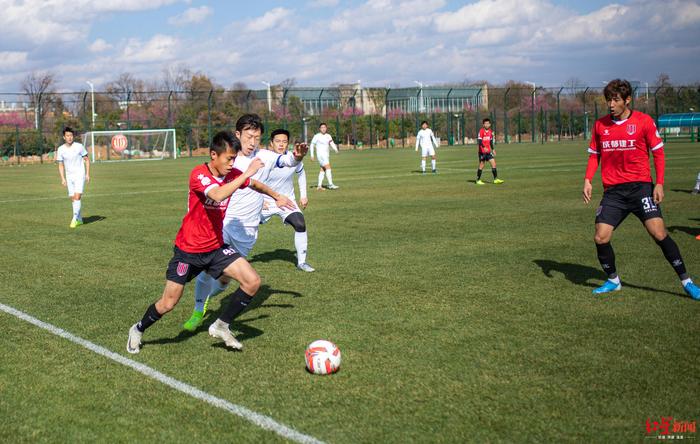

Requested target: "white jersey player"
[
  {"left": 56, "top": 127, "right": 90, "bottom": 228},
  {"left": 310, "top": 122, "right": 339, "bottom": 190},
  {"left": 261, "top": 129, "right": 314, "bottom": 272},
  {"left": 415, "top": 120, "right": 438, "bottom": 174},
  {"left": 183, "top": 114, "right": 308, "bottom": 332}
]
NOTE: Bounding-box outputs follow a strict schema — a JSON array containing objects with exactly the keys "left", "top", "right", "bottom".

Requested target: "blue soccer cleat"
[
  {"left": 592, "top": 279, "right": 622, "bottom": 294},
  {"left": 683, "top": 281, "right": 700, "bottom": 300}
]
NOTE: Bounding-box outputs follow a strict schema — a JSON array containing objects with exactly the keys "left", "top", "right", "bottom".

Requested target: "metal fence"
[{"left": 1, "top": 84, "right": 698, "bottom": 163}]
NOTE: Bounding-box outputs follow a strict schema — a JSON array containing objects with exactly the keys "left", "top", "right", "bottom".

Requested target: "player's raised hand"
[
  {"left": 293, "top": 143, "right": 308, "bottom": 160},
  {"left": 582, "top": 180, "right": 593, "bottom": 203},
  {"left": 275, "top": 195, "right": 296, "bottom": 210},
  {"left": 245, "top": 158, "right": 264, "bottom": 177}
]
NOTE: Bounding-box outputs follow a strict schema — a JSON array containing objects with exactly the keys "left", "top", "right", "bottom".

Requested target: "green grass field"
[{"left": 1, "top": 141, "right": 699, "bottom": 443}]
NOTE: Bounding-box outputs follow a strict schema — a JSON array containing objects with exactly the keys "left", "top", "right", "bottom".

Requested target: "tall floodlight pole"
[
  {"left": 86, "top": 81, "right": 96, "bottom": 128},
  {"left": 261, "top": 81, "right": 272, "bottom": 113},
  {"left": 86, "top": 80, "right": 96, "bottom": 154},
  {"left": 414, "top": 80, "right": 424, "bottom": 113}
]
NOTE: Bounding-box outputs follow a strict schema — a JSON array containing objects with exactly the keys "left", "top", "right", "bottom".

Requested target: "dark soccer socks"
[
  {"left": 477, "top": 169, "right": 483, "bottom": 180},
  {"left": 492, "top": 168, "right": 498, "bottom": 179},
  {"left": 218, "top": 288, "right": 254, "bottom": 324},
  {"left": 136, "top": 303, "right": 162, "bottom": 332},
  {"left": 656, "top": 235, "right": 689, "bottom": 280},
  {"left": 596, "top": 242, "right": 617, "bottom": 279}
]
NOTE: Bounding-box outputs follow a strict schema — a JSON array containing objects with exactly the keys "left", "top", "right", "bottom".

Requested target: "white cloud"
[
  {"left": 243, "top": 7, "right": 292, "bottom": 33},
  {"left": 308, "top": 0, "right": 339, "bottom": 6},
  {"left": 168, "top": 6, "right": 212, "bottom": 26},
  {"left": 122, "top": 34, "right": 178, "bottom": 63},
  {"left": 0, "top": 51, "right": 28, "bottom": 71},
  {"left": 89, "top": 39, "right": 112, "bottom": 53}
]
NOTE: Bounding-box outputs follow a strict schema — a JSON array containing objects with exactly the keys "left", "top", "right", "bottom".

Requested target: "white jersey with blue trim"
[
  {"left": 263, "top": 159, "right": 306, "bottom": 203},
  {"left": 224, "top": 148, "right": 297, "bottom": 227}
]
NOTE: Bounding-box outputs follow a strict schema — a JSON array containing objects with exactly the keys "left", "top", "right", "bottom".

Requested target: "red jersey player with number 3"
[{"left": 583, "top": 79, "right": 699, "bottom": 299}]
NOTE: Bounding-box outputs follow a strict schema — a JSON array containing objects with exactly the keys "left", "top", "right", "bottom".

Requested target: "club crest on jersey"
[
  {"left": 603, "top": 129, "right": 610, "bottom": 135},
  {"left": 176, "top": 262, "right": 189, "bottom": 276},
  {"left": 197, "top": 174, "right": 211, "bottom": 186},
  {"left": 626, "top": 124, "right": 636, "bottom": 136}
]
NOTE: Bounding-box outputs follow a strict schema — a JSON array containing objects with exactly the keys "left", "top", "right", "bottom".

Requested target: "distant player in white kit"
[
  {"left": 310, "top": 122, "right": 339, "bottom": 190},
  {"left": 56, "top": 126, "right": 90, "bottom": 228},
  {"left": 183, "top": 114, "right": 308, "bottom": 333},
  {"left": 415, "top": 120, "right": 438, "bottom": 174},
  {"left": 261, "top": 129, "right": 314, "bottom": 272}
]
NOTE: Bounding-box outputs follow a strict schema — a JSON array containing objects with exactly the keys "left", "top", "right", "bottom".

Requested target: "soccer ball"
[{"left": 305, "top": 340, "right": 341, "bottom": 375}]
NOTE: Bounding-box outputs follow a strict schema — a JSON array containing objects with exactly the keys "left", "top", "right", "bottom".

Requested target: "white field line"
[{"left": 0, "top": 302, "right": 325, "bottom": 444}]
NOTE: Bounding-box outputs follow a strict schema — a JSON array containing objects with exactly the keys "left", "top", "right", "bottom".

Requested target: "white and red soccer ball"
[
  {"left": 305, "top": 340, "right": 341, "bottom": 375},
  {"left": 111, "top": 134, "right": 128, "bottom": 153}
]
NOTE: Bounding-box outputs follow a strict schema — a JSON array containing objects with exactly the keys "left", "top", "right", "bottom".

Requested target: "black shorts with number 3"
[
  {"left": 595, "top": 181, "right": 663, "bottom": 229},
  {"left": 165, "top": 245, "right": 242, "bottom": 285}
]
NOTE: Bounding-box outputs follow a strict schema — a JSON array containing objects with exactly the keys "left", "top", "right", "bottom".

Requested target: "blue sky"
[{"left": 1, "top": 0, "right": 699, "bottom": 92}]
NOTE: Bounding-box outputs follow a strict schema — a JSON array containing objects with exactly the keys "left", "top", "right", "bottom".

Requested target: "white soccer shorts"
[
  {"left": 420, "top": 146, "right": 435, "bottom": 157},
  {"left": 66, "top": 175, "right": 85, "bottom": 196},
  {"left": 222, "top": 224, "right": 259, "bottom": 258},
  {"left": 316, "top": 152, "right": 330, "bottom": 166},
  {"left": 260, "top": 203, "right": 300, "bottom": 225}
]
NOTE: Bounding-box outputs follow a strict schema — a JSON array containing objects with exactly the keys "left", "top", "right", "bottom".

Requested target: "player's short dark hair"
[
  {"left": 604, "top": 79, "right": 633, "bottom": 101},
  {"left": 482, "top": 118, "right": 491, "bottom": 123},
  {"left": 421, "top": 120, "right": 429, "bottom": 126},
  {"left": 211, "top": 130, "right": 240, "bottom": 154},
  {"left": 63, "top": 126, "right": 74, "bottom": 135},
  {"left": 236, "top": 113, "right": 264, "bottom": 134},
  {"left": 319, "top": 122, "right": 327, "bottom": 128},
  {"left": 270, "top": 129, "right": 290, "bottom": 141}
]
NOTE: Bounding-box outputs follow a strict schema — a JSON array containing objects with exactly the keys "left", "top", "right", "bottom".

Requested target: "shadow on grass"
[
  {"left": 668, "top": 226, "right": 700, "bottom": 237},
  {"left": 671, "top": 188, "right": 694, "bottom": 194},
  {"left": 82, "top": 215, "right": 106, "bottom": 225},
  {"left": 141, "top": 284, "right": 302, "bottom": 350},
  {"left": 532, "top": 259, "right": 687, "bottom": 297},
  {"left": 249, "top": 248, "right": 296, "bottom": 265}
]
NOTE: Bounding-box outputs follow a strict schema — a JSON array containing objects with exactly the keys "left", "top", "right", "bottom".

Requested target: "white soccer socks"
[
  {"left": 295, "top": 231, "right": 308, "bottom": 265},
  {"left": 71, "top": 199, "right": 82, "bottom": 221},
  {"left": 431, "top": 159, "right": 436, "bottom": 171},
  {"left": 318, "top": 171, "right": 325, "bottom": 188},
  {"left": 421, "top": 159, "right": 426, "bottom": 172},
  {"left": 194, "top": 272, "right": 213, "bottom": 312},
  {"left": 325, "top": 169, "right": 334, "bottom": 186}
]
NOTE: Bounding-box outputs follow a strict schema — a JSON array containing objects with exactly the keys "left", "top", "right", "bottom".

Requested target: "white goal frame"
[{"left": 82, "top": 128, "right": 177, "bottom": 162}]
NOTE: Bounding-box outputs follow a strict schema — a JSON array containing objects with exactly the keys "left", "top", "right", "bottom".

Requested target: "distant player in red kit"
[
  {"left": 476, "top": 118, "right": 503, "bottom": 185},
  {"left": 583, "top": 79, "right": 699, "bottom": 299}
]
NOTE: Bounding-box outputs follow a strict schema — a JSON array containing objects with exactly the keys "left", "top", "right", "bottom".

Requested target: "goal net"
[{"left": 82, "top": 129, "right": 177, "bottom": 162}]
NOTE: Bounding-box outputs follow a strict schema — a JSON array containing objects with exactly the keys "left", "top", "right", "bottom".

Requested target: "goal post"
[{"left": 82, "top": 128, "right": 177, "bottom": 162}]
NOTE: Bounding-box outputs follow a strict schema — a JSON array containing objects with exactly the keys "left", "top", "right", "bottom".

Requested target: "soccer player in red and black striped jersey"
[
  {"left": 476, "top": 118, "right": 503, "bottom": 185},
  {"left": 126, "top": 131, "right": 279, "bottom": 353},
  {"left": 583, "top": 79, "right": 699, "bottom": 299}
]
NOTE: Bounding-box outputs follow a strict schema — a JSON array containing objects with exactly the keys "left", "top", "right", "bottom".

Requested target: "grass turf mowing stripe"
[{"left": 0, "top": 302, "right": 325, "bottom": 444}]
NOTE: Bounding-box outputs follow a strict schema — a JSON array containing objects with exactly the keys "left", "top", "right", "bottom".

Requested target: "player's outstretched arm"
[
  {"left": 249, "top": 180, "right": 296, "bottom": 210},
  {"left": 208, "top": 158, "right": 264, "bottom": 203},
  {"left": 330, "top": 139, "right": 339, "bottom": 153},
  {"left": 293, "top": 142, "right": 308, "bottom": 161}
]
